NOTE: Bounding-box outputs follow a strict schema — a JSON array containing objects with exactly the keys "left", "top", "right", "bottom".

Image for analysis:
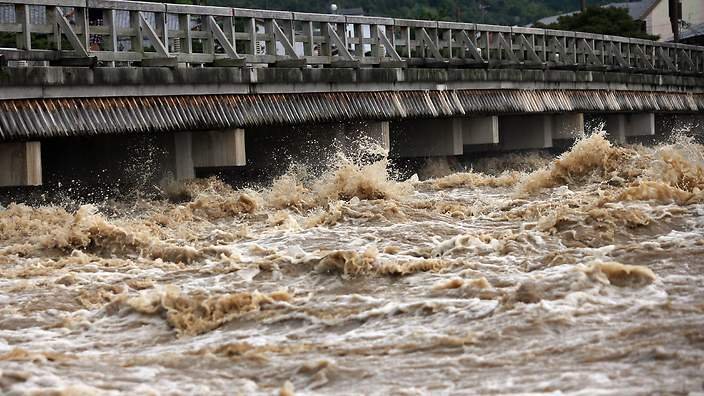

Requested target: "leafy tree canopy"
[
  {"left": 534, "top": 6, "right": 658, "bottom": 40},
  {"left": 196, "top": 0, "right": 612, "bottom": 27}
]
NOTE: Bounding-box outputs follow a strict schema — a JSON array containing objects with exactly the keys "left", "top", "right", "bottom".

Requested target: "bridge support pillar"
[
  {"left": 192, "top": 128, "right": 247, "bottom": 168},
  {"left": 172, "top": 132, "right": 195, "bottom": 181},
  {"left": 499, "top": 115, "right": 553, "bottom": 150},
  {"left": 343, "top": 121, "right": 390, "bottom": 151},
  {"left": 391, "top": 119, "right": 463, "bottom": 157},
  {"left": 0, "top": 142, "right": 42, "bottom": 187},
  {"left": 461, "top": 116, "right": 499, "bottom": 145},
  {"left": 170, "top": 128, "right": 246, "bottom": 181},
  {"left": 606, "top": 113, "right": 654, "bottom": 144},
  {"left": 552, "top": 113, "right": 585, "bottom": 140}
]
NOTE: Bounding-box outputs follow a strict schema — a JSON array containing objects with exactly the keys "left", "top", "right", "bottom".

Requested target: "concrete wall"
[
  {"left": 2, "top": 66, "right": 703, "bottom": 101},
  {"left": 499, "top": 115, "right": 553, "bottom": 150},
  {"left": 646, "top": 0, "right": 704, "bottom": 41},
  {"left": 552, "top": 113, "right": 585, "bottom": 140},
  {"left": 461, "top": 116, "right": 500, "bottom": 145},
  {"left": 192, "top": 129, "right": 247, "bottom": 168},
  {"left": 606, "top": 113, "right": 655, "bottom": 144},
  {"left": 170, "top": 128, "right": 247, "bottom": 181},
  {"left": 0, "top": 142, "right": 41, "bottom": 186},
  {"left": 391, "top": 118, "right": 463, "bottom": 158}
]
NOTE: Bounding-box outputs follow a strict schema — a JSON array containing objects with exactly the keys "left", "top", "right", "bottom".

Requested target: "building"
[{"left": 533, "top": 0, "right": 704, "bottom": 42}]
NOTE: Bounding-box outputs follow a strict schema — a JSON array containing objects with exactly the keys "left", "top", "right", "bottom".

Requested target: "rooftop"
[{"left": 534, "top": 0, "right": 660, "bottom": 26}]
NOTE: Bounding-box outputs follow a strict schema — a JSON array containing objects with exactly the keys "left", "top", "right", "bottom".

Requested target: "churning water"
[{"left": 1, "top": 130, "right": 704, "bottom": 395}]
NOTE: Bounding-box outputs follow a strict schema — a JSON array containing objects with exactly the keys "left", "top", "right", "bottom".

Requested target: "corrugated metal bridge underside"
[{"left": 1, "top": 89, "right": 703, "bottom": 140}]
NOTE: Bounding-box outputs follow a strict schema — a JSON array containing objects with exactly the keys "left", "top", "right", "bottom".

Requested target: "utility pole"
[
  {"left": 669, "top": 0, "right": 680, "bottom": 42},
  {"left": 580, "top": 0, "right": 587, "bottom": 11}
]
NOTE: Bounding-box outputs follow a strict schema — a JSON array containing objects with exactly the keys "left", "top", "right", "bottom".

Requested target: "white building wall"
[
  {"left": 681, "top": 0, "right": 704, "bottom": 36},
  {"left": 646, "top": 0, "right": 704, "bottom": 41}
]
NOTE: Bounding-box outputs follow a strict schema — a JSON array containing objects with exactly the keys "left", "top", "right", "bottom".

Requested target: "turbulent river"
[{"left": 1, "top": 131, "right": 704, "bottom": 395}]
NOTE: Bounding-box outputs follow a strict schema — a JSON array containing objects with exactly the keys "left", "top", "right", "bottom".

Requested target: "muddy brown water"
[{"left": 1, "top": 132, "right": 704, "bottom": 395}]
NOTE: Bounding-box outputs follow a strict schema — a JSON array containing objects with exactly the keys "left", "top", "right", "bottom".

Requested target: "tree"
[{"left": 534, "top": 6, "right": 659, "bottom": 40}]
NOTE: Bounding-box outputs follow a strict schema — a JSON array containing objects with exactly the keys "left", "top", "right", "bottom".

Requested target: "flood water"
[{"left": 1, "top": 131, "right": 704, "bottom": 395}]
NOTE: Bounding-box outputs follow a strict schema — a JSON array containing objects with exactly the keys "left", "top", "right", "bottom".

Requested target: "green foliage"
[
  {"left": 534, "top": 6, "right": 659, "bottom": 40},
  {"left": 201, "top": 0, "right": 613, "bottom": 26}
]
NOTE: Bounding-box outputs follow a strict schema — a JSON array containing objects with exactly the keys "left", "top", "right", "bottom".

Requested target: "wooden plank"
[
  {"left": 166, "top": 3, "right": 231, "bottom": 16},
  {"left": 2, "top": 0, "right": 85, "bottom": 7},
  {"left": 574, "top": 31, "right": 602, "bottom": 40},
  {"left": 90, "top": 50, "right": 141, "bottom": 61},
  {"left": 437, "top": 21, "right": 475, "bottom": 30},
  {"left": 0, "top": 23, "right": 22, "bottom": 33},
  {"left": 475, "top": 23, "right": 511, "bottom": 33},
  {"left": 544, "top": 29, "right": 575, "bottom": 38},
  {"left": 55, "top": 8, "right": 89, "bottom": 57},
  {"left": 325, "top": 22, "right": 353, "bottom": 60},
  {"left": 457, "top": 30, "right": 484, "bottom": 62},
  {"left": 377, "top": 25, "right": 401, "bottom": 61},
  {"left": 293, "top": 12, "right": 344, "bottom": 23},
  {"left": 207, "top": 15, "right": 242, "bottom": 59},
  {"left": 139, "top": 11, "right": 169, "bottom": 57},
  {"left": 394, "top": 18, "right": 436, "bottom": 28},
  {"left": 15, "top": 4, "right": 30, "bottom": 50},
  {"left": 418, "top": 27, "right": 442, "bottom": 59},
  {"left": 0, "top": 48, "right": 61, "bottom": 60},
  {"left": 512, "top": 26, "right": 543, "bottom": 35},
  {"left": 87, "top": 0, "right": 163, "bottom": 12},
  {"left": 346, "top": 15, "right": 393, "bottom": 25},
  {"left": 271, "top": 19, "right": 298, "bottom": 58},
  {"left": 233, "top": 8, "right": 292, "bottom": 20}
]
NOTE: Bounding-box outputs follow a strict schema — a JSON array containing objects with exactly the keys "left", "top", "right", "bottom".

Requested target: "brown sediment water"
[{"left": 1, "top": 131, "right": 704, "bottom": 394}]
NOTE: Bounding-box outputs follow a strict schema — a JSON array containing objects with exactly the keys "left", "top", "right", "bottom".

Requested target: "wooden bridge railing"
[{"left": 1, "top": 0, "right": 703, "bottom": 74}]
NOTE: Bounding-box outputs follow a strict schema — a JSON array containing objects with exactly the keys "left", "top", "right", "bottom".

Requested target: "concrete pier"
[
  {"left": 172, "top": 132, "right": 195, "bottom": 181},
  {"left": 607, "top": 113, "right": 655, "bottom": 144},
  {"left": 552, "top": 113, "right": 585, "bottom": 140},
  {"left": 499, "top": 115, "right": 553, "bottom": 150},
  {"left": 170, "top": 128, "right": 247, "bottom": 181},
  {"left": 0, "top": 142, "right": 42, "bottom": 186},
  {"left": 192, "top": 129, "right": 247, "bottom": 168},
  {"left": 343, "top": 122, "right": 390, "bottom": 151},
  {"left": 392, "top": 119, "right": 463, "bottom": 157},
  {"left": 461, "top": 116, "right": 500, "bottom": 145}
]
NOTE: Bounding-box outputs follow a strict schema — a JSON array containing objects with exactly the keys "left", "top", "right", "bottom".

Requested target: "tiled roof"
[{"left": 534, "top": 0, "right": 661, "bottom": 26}]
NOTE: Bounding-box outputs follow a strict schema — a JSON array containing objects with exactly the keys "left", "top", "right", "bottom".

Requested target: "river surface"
[{"left": 1, "top": 132, "right": 704, "bottom": 395}]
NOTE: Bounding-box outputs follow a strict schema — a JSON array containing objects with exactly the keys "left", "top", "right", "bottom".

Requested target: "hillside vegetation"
[{"left": 203, "top": 0, "right": 613, "bottom": 26}]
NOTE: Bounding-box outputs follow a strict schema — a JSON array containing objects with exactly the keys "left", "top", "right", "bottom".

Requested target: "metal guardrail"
[{"left": 0, "top": 0, "right": 703, "bottom": 74}]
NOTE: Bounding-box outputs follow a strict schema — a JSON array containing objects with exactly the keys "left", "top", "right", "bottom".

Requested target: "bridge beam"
[
  {"left": 499, "top": 115, "right": 553, "bottom": 150},
  {"left": 0, "top": 142, "right": 42, "bottom": 187},
  {"left": 606, "top": 113, "right": 655, "bottom": 144},
  {"left": 391, "top": 119, "right": 463, "bottom": 158}
]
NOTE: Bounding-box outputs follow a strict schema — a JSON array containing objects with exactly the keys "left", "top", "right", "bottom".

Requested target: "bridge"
[{"left": 1, "top": 0, "right": 703, "bottom": 187}]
